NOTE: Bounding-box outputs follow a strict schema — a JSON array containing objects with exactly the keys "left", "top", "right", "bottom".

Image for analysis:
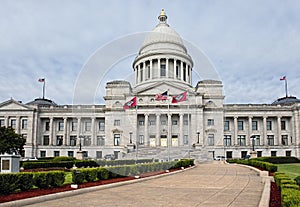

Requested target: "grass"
[
  {"left": 64, "top": 172, "right": 73, "bottom": 184},
  {"left": 277, "top": 163, "right": 300, "bottom": 179}
]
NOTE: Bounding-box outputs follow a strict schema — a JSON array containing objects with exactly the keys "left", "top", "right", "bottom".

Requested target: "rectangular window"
[
  {"left": 257, "top": 151, "right": 262, "bottom": 157},
  {"left": 281, "top": 120, "right": 286, "bottom": 130},
  {"left": 114, "top": 134, "right": 120, "bottom": 146},
  {"left": 43, "top": 135, "right": 49, "bottom": 145},
  {"left": 208, "top": 134, "right": 214, "bottom": 146},
  {"left": 183, "top": 120, "right": 188, "bottom": 125},
  {"left": 54, "top": 151, "right": 60, "bottom": 157},
  {"left": 21, "top": 119, "right": 28, "bottom": 130},
  {"left": 139, "top": 135, "right": 144, "bottom": 145},
  {"left": 45, "top": 121, "right": 50, "bottom": 131},
  {"left": 238, "top": 121, "right": 244, "bottom": 130},
  {"left": 281, "top": 135, "right": 288, "bottom": 145},
  {"left": 149, "top": 120, "right": 155, "bottom": 126},
  {"left": 96, "top": 151, "right": 102, "bottom": 159},
  {"left": 224, "top": 121, "right": 229, "bottom": 131},
  {"left": 84, "top": 136, "right": 91, "bottom": 146},
  {"left": 271, "top": 151, "right": 277, "bottom": 157},
  {"left": 285, "top": 151, "right": 291, "bottom": 157},
  {"left": 97, "top": 136, "right": 105, "bottom": 146},
  {"left": 84, "top": 121, "right": 91, "bottom": 131},
  {"left": 267, "top": 120, "right": 272, "bottom": 131},
  {"left": 68, "top": 151, "right": 74, "bottom": 157},
  {"left": 161, "top": 120, "right": 166, "bottom": 125},
  {"left": 99, "top": 121, "right": 105, "bottom": 131},
  {"left": 71, "top": 121, "right": 77, "bottom": 131},
  {"left": 208, "top": 119, "right": 214, "bottom": 126},
  {"left": 226, "top": 151, "right": 233, "bottom": 159},
  {"left": 114, "top": 120, "right": 120, "bottom": 126},
  {"left": 267, "top": 135, "right": 274, "bottom": 146},
  {"left": 224, "top": 135, "right": 231, "bottom": 146},
  {"left": 237, "top": 135, "right": 246, "bottom": 146},
  {"left": 56, "top": 135, "right": 63, "bottom": 146},
  {"left": 252, "top": 121, "right": 258, "bottom": 131},
  {"left": 160, "top": 64, "right": 166, "bottom": 77},
  {"left": 172, "top": 120, "right": 178, "bottom": 125},
  {"left": 58, "top": 121, "right": 64, "bottom": 131},
  {"left": 254, "top": 135, "right": 260, "bottom": 146},
  {"left": 10, "top": 119, "right": 16, "bottom": 129},
  {"left": 241, "top": 151, "right": 247, "bottom": 159},
  {"left": 70, "top": 136, "right": 77, "bottom": 146},
  {"left": 40, "top": 151, "right": 46, "bottom": 157},
  {"left": 184, "top": 135, "right": 188, "bottom": 145},
  {"left": 139, "top": 120, "right": 144, "bottom": 126},
  {"left": 0, "top": 119, "right": 4, "bottom": 127}
]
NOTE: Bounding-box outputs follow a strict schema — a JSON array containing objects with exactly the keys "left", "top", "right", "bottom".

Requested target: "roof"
[
  {"left": 272, "top": 96, "right": 300, "bottom": 105},
  {"left": 26, "top": 98, "right": 57, "bottom": 106}
]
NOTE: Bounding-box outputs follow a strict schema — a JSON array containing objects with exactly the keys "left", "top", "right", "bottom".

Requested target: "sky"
[{"left": 0, "top": 0, "right": 299, "bottom": 105}]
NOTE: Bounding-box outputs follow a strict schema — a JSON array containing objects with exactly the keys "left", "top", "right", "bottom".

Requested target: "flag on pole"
[
  {"left": 280, "top": 76, "right": 286, "bottom": 81},
  {"left": 123, "top": 97, "right": 137, "bottom": 110},
  {"left": 172, "top": 91, "right": 187, "bottom": 103},
  {"left": 38, "top": 78, "right": 45, "bottom": 82},
  {"left": 155, "top": 91, "right": 168, "bottom": 101}
]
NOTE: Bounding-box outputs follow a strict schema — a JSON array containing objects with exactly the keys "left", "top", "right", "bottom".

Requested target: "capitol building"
[{"left": 1, "top": 10, "right": 299, "bottom": 161}]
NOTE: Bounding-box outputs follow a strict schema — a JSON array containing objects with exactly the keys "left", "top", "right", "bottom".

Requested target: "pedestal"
[
  {"left": 194, "top": 143, "right": 202, "bottom": 150},
  {"left": 127, "top": 143, "right": 135, "bottom": 153},
  {"left": 250, "top": 150, "right": 257, "bottom": 158},
  {"left": 76, "top": 151, "right": 84, "bottom": 160}
]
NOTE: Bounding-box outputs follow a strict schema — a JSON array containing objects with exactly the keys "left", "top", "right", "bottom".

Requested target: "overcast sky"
[{"left": 0, "top": 0, "right": 299, "bottom": 105}]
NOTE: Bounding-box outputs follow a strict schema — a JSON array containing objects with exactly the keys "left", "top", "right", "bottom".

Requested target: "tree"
[{"left": 0, "top": 126, "right": 26, "bottom": 155}]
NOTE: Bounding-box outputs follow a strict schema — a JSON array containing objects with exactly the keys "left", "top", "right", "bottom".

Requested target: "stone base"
[
  {"left": 194, "top": 143, "right": 202, "bottom": 150},
  {"left": 127, "top": 143, "right": 135, "bottom": 152},
  {"left": 250, "top": 150, "right": 258, "bottom": 158},
  {"left": 76, "top": 151, "right": 84, "bottom": 160}
]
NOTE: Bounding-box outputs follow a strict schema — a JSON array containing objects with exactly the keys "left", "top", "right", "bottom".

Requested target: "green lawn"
[{"left": 277, "top": 163, "right": 300, "bottom": 179}]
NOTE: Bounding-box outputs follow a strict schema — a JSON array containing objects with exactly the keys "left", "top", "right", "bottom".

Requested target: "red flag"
[
  {"left": 38, "top": 78, "right": 45, "bottom": 82},
  {"left": 123, "top": 97, "right": 137, "bottom": 110},
  {"left": 280, "top": 76, "right": 286, "bottom": 81},
  {"left": 155, "top": 91, "right": 168, "bottom": 101},
  {"left": 172, "top": 92, "right": 187, "bottom": 103}
]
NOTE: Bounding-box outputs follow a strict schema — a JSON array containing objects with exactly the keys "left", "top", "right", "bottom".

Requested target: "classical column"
[
  {"left": 185, "top": 64, "right": 188, "bottom": 82},
  {"left": 158, "top": 58, "right": 161, "bottom": 78},
  {"left": 248, "top": 116, "right": 252, "bottom": 146},
  {"left": 143, "top": 61, "right": 146, "bottom": 81},
  {"left": 16, "top": 116, "right": 20, "bottom": 134},
  {"left": 277, "top": 116, "right": 281, "bottom": 145},
  {"left": 173, "top": 59, "right": 177, "bottom": 79},
  {"left": 294, "top": 111, "right": 299, "bottom": 146},
  {"left": 149, "top": 59, "right": 153, "bottom": 80},
  {"left": 233, "top": 116, "right": 238, "bottom": 145},
  {"left": 144, "top": 114, "right": 149, "bottom": 146},
  {"left": 189, "top": 65, "right": 192, "bottom": 84},
  {"left": 4, "top": 116, "right": 9, "bottom": 127},
  {"left": 63, "top": 117, "right": 68, "bottom": 145},
  {"left": 135, "top": 66, "right": 138, "bottom": 85},
  {"left": 156, "top": 114, "right": 160, "bottom": 146},
  {"left": 180, "top": 61, "right": 184, "bottom": 81},
  {"left": 76, "top": 118, "right": 81, "bottom": 147},
  {"left": 91, "top": 117, "right": 96, "bottom": 146},
  {"left": 263, "top": 116, "right": 267, "bottom": 145},
  {"left": 139, "top": 64, "right": 142, "bottom": 82},
  {"left": 49, "top": 117, "right": 54, "bottom": 145},
  {"left": 179, "top": 113, "right": 184, "bottom": 146},
  {"left": 166, "top": 58, "right": 169, "bottom": 78}
]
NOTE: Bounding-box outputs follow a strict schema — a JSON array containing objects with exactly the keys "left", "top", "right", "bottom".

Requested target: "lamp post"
[
  {"left": 250, "top": 135, "right": 256, "bottom": 151},
  {"left": 78, "top": 135, "right": 84, "bottom": 151},
  {"left": 129, "top": 132, "right": 132, "bottom": 144},
  {"left": 197, "top": 131, "right": 200, "bottom": 144}
]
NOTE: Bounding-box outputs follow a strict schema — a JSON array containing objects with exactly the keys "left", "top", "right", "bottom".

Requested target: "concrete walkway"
[{"left": 18, "top": 162, "right": 265, "bottom": 207}]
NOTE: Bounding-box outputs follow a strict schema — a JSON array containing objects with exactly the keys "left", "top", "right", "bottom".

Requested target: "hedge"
[
  {"left": 96, "top": 159, "right": 155, "bottom": 167},
  {"left": 22, "top": 160, "right": 99, "bottom": 170},
  {"left": 227, "top": 159, "right": 277, "bottom": 172},
  {"left": 254, "top": 156, "right": 300, "bottom": 164}
]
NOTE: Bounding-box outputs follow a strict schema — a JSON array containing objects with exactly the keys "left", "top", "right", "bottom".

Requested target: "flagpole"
[
  {"left": 43, "top": 80, "right": 45, "bottom": 99},
  {"left": 135, "top": 102, "right": 138, "bottom": 165},
  {"left": 187, "top": 92, "right": 190, "bottom": 159},
  {"left": 167, "top": 89, "right": 170, "bottom": 162},
  {"left": 285, "top": 78, "right": 288, "bottom": 97}
]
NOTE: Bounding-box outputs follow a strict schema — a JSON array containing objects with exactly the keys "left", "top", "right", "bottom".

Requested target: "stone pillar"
[
  {"left": 49, "top": 117, "right": 54, "bottom": 145},
  {"left": 16, "top": 116, "right": 20, "bottom": 134},
  {"left": 91, "top": 117, "right": 96, "bottom": 146},
  {"left": 263, "top": 116, "right": 267, "bottom": 145},
  {"left": 179, "top": 113, "right": 184, "bottom": 146},
  {"left": 248, "top": 116, "right": 252, "bottom": 146},
  {"left": 233, "top": 116, "right": 238, "bottom": 145},
  {"left": 63, "top": 117, "right": 68, "bottom": 145},
  {"left": 277, "top": 116, "right": 281, "bottom": 145},
  {"left": 173, "top": 59, "right": 177, "bottom": 79},
  {"left": 166, "top": 58, "right": 169, "bottom": 78},
  {"left": 4, "top": 116, "right": 9, "bottom": 127},
  {"left": 149, "top": 59, "right": 153, "bottom": 80},
  {"left": 158, "top": 58, "right": 161, "bottom": 78},
  {"left": 143, "top": 61, "right": 146, "bottom": 81},
  {"left": 185, "top": 64, "right": 188, "bottom": 82},
  {"left": 156, "top": 113, "right": 160, "bottom": 146},
  {"left": 145, "top": 114, "right": 149, "bottom": 146},
  {"left": 180, "top": 61, "right": 184, "bottom": 81}
]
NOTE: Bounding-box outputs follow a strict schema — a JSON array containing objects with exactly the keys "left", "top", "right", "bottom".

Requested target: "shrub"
[
  {"left": 97, "top": 168, "right": 109, "bottom": 180},
  {"left": 34, "top": 172, "right": 52, "bottom": 189},
  {"left": 294, "top": 176, "right": 300, "bottom": 186},
  {"left": 0, "top": 173, "right": 19, "bottom": 195},
  {"left": 72, "top": 170, "right": 85, "bottom": 184},
  {"left": 18, "top": 172, "right": 34, "bottom": 191},
  {"left": 281, "top": 188, "right": 300, "bottom": 207},
  {"left": 82, "top": 169, "right": 98, "bottom": 182},
  {"left": 254, "top": 156, "right": 300, "bottom": 164},
  {"left": 48, "top": 171, "right": 65, "bottom": 187},
  {"left": 75, "top": 160, "right": 99, "bottom": 168},
  {"left": 52, "top": 156, "right": 76, "bottom": 162}
]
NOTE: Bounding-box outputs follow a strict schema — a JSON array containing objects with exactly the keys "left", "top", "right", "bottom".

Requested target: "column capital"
[
  {"left": 248, "top": 116, "right": 253, "bottom": 119},
  {"left": 179, "top": 113, "right": 184, "bottom": 117},
  {"left": 144, "top": 113, "right": 149, "bottom": 117},
  {"left": 156, "top": 113, "right": 160, "bottom": 117}
]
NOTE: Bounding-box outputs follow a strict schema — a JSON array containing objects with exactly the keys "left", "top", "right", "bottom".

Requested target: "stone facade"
[{"left": 0, "top": 10, "right": 299, "bottom": 160}]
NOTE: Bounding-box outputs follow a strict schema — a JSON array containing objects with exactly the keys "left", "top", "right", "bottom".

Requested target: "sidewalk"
[{"left": 5, "top": 161, "right": 266, "bottom": 207}]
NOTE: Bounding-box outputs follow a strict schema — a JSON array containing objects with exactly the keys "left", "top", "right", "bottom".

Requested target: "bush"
[
  {"left": 18, "top": 173, "right": 34, "bottom": 191},
  {"left": 97, "top": 168, "right": 109, "bottom": 180},
  {"left": 34, "top": 172, "right": 53, "bottom": 189},
  {"left": 52, "top": 156, "right": 76, "bottom": 162},
  {"left": 75, "top": 160, "right": 99, "bottom": 168},
  {"left": 48, "top": 171, "right": 65, "bottom": 187},
  {"left": 82, "top": 168, "right": 98, "bottom": 182},
  {"left": 281, "top": 188, "right": 300, "bottom": 207},
  {"left": 0, "top": 173, "right": 19, "bottom": 195},
  {"left": 254, "top": 156, "right": 300, "bottom": 164},
  {"left": 294, "top": 176, "right": 300, "bottom": 186},
  {"left": 72, "top": 170, "right": 85, "bottom": 184}
]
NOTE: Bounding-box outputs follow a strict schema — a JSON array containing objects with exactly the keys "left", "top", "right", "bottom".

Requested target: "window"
[
  {"left": 267, "top": 135, "right": 274, "bottom": 146},
  {"left": 45, "top": 121, "right": 50, "bottom": 131},
  {"left": 172, "top": 120, "right": 178, "bottom": 125},
  {"left": 281, "top": 135, "right": 288, "bottom": 145},
  {"left": 254, "top": 135, "right": 260, "bottom": 146},
  {"left": 70, "top": 136, "right": 77, "bottom": 146},
  {"left": 97, "top": 136, "right": 105, "bottom": 146},
  {"left": 139, "top": 120, "right": 144, "bottom": 126},
  {"left": 257, "top": 151, "right": 262, "bottom": 157},
  {"left": 68, "top": 151, "right": 74, "bottom": 157},
  {"left": 267, "top": 120, "right": 272, "bottom": 131},
  {"left": 271, "top": 151, "right": 277, "bottom": 157},
  {"left": 71, "top": 121, "right": 77, "bottom": 131},
  {"left": 224, "top": 135, "right": 231, "bottom": 146},
  {"left": 241, "top": 151, "right": 247, "bottom": 159},
  {"left": 238, "top": 121, "right": 244, "bottom": 130},
  {"left": 56, "top": 136, "right": 63, "bottom": 146},
  {"left": 224, "top": 121, "right": 229, "bottom": 131},
  {"left": 226, "top": 151, "right": 233, "bottom": 159},
  {"left": 160, "top": 64, "right": 166, "bottom": 77},
  {"left": 84, "top": 136, "right": 91, "bottom": 146},
  {"left": 183, "top": 120, "right": 188, "bottom": 125},
  {"left": 21, "top": 119, "right": 28, "bottom": 129},
  {"left": 43, "top": 135, "right": 49, "bottom": 145},
  {"left": 139, "top": 135, "right": 144, "bottom": 145},
  {"left": 161, "top": 120, "right": 166, "bottom": 125},
  {"left": 40, "top": 151, "right": 46, "bottom": 157},
  {"left": 10, "top": 119, "right": 16, "bottom": 129},
  {"left": 58, "top": 121, "right": 64, "bottom": 131},
  {"left": 286, "top": 151, "right": 291, "bottom": 157},
  {"left": 252, "top": 121, "right": 258, "bottom": 131},
  {"left": 84, "top": 121, "right": 91, "bottom": 131},
  {"left": 99, "top": 121, "right": 105, "bottom": 131},
  {"left": 54, "top": 151, "right": 60, "bottom": 157},
  {"left": 114, "top": 134, "right": 120, "bottom": 146},
  {"left": 114, "top": 120, "right": 120, "bottom": 126},
  {"left": 281, "top": 120, "right": 286, "bottom": 130},
  {"left": 237, "top": 135, "right": 246, "bottom": 146},
  {"left": 96, "top": 151, "right": 102, "bottom": 159},
  {"left": 208, "top": 119, "right": 214, "bottom": 126},
  {"left": 0, "top": 119, "right": 4, "bottom": 127},
  {"left": 149, "top": 120, "right": 155, "bottom": 126},
  {"left": 184, "top": 135, "right": 188, "bottom": 145},
  {"left": 208, "top": 134, "right": 214, "bottom": 146}
]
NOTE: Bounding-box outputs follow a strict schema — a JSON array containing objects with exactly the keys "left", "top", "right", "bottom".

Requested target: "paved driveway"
[{"left": 25, "top": 161, "right": 264, "bottom": 207}]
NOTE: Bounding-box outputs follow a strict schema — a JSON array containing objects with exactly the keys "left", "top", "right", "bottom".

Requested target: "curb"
[{"left": 1, "top": 166, "right": 196, "bottom": 207}]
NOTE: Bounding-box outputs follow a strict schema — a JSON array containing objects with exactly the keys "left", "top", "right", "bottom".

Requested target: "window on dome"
[{"left": 160, "top": 64, "right": 166, "bottom": 77}]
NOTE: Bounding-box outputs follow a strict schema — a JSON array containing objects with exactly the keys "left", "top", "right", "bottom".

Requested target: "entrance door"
[
  {"left": 160, "top": 135, "right": 167, "bottom": 147},
  {"left": 150, "top": 138, "right": 156, "bottom": 147},
  {"left": 172, "top": 138, "right": 178, "bottom": 146}
]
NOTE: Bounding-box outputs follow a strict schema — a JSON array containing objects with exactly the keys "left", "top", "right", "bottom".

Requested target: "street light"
[
  {"left": 78, "top": 135, "right": 84, "bottom": 151},
  {"left": 250, "top": 135, "right": 256, "bottom": 151},
  {"left": 197, "top": 131, "right": 200, "bottom": 144}
]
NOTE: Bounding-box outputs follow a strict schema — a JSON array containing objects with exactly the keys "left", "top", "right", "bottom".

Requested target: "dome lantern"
[{"left": 158, "top": 9, "right": 167, "bottom": 23}]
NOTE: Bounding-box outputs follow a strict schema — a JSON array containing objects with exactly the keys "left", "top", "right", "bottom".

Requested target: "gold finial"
[
  {"left": 160, "top": 9, "right": 166, "bottom": 16},
  {"left": 158, "top": 9, "right": 167, "bottom": 23}
]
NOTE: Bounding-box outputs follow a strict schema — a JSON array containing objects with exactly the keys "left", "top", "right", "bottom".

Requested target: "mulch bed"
[
  {"left": 269, "top": 182, "right": 281, "bottom": 207},
  {"left": 0, "top": 168, "right": 181, "bottom": 204}
]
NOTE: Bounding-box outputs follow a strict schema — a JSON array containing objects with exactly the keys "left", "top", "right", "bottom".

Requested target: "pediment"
[{"left": 0, "top": 99, "right": 33, "bottom": 111}]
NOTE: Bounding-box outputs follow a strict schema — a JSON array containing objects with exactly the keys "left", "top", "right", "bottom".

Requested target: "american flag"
[
  {"left": 38, "top": 78, "right": 45, "bottom": 82},
  {"left": 155, "top": 91, "right": 168, "bottom": 101}
]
